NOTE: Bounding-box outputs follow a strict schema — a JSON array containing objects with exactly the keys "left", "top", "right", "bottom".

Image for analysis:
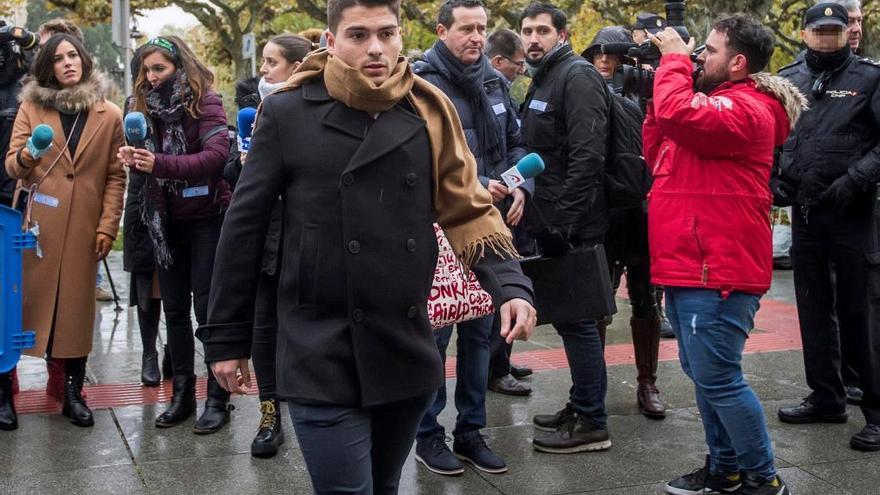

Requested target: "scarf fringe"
[{"left": 458, "top": 232, "right": 520, "bottom": 270}]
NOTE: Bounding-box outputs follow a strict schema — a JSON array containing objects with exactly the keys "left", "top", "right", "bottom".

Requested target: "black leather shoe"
[
  {"left": 141, "top": 352, "right": 160, "bottom": 387},
  {"left": 532, "top": 415, "right": 611, "bottom": 454},
  {"left": 777, "top": 399, "right": 847, "bottom": 424},
  {"left": 0, "top": 371, "right": 17, "bottom": 431},
  {"left": 846, "top": 386, "right": 863, "bottom": 406},
  {"left": 155, "top": 375, "right": 196, "bottom": 428},
  {"left": 659, "top": 315, "right": 675, "bottom": 338},
  {"left": 850, "top": 424, "right": 880, "bottom": 452},
  {"left": 488, "top": 375, "right": 531, "bottom": 396},
  {"left": 453, "top": 432, "right": 507, "bottom": 473},
  {"left": 533, "top": 403, "right": 575, "bottom": 432},
  {"left": 251, "top": 399, "right": 285, "bottom": 458},
  {"left": 510, "top": 364, "right": 533, "bottom": 379},
  {"left": 416, "top": 434, "right": 464, "bottom": 476},
  {"left": 193, "top": 372, "right": 233, "bottom": 434},
  {"left": 61, "top": 361, "right": 94, "bottom": 427}
]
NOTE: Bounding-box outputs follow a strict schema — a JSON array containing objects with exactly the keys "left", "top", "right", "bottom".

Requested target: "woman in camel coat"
[{"left": 1, "top": 33, "right": 125, "bottom": 429}]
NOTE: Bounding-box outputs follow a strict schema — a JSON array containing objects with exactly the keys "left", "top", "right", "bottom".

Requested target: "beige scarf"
[{"left": 271, "top": 49, "right": 517, "bottom": 267}]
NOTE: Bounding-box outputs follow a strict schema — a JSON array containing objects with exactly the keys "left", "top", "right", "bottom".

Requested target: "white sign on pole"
[{"left": 242, "top": 33, "right": 256, "bottom": 59}]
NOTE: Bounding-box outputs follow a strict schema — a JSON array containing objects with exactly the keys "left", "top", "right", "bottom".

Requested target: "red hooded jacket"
[{"left": 643, "top": 53, "right": 805, "bottom": 296}]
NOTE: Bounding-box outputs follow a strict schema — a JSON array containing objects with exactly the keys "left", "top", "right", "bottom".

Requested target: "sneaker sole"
[
  {"left": 850, "top": 437, "right": 880, "bottom": 452},
  {"left": 532, "top": 439, "right": 611, "bottom": 454},
  {"left": 777, "top": 412, "right": 848, "bottom": 424},
  {"left": 454, "top": 454, "right": 508, "bottom": 474},
  {"left": 665, "top": 485, "right": 741, "bottom": 495},
  {"left": 414, "top": 454, "right": 465, "bottom": 476}
]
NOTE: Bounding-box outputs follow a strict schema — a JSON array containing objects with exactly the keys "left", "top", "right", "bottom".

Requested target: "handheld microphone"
[
  {"left": 26, "top": 124, "right": 54, "bottom": 159},
  {"left": 501, "top": 153, "right": 545, "bottom": 191},
  {"left": 124, "top": 112, "right": 148, "bottom": 148},
  {"left": 32, "top": 125, "right": 54, "bottom": 150},
  {"left": 237, "top": 107, "right": 257, "bottom": 153}
]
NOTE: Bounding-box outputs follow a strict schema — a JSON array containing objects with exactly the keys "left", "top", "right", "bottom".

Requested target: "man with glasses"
[{"left": 774, "top": 2, "right": 880, "bottom": 453}]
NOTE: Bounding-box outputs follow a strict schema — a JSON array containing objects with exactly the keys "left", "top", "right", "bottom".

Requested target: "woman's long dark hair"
[
  {"left": 267, "top": 34, "right": 316, "bottom": 64},
  {"left": 31, "top": 33, "right": 94, "bottom": 89},
  {"left": 132, "top": 35, "right": 215, "bottom": 119}
]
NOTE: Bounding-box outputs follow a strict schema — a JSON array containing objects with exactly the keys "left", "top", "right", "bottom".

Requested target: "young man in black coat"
[{"left": 197, "top": 0, "right": 536, "bottom": 492}]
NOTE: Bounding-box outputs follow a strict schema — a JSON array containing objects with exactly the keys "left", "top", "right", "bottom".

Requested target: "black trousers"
[
  {"left": 791, "top": 205, "right": 880, "bottom": 424},
  {"left": 253, "top": 266, "right": 280, "bottom": 400},
  {"left": 156, "top": 215, "right": 222, "bottom": 376}
]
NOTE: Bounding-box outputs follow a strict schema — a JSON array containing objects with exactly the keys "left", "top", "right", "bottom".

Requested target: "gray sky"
[{"left": 136, "top": 6, "right": 198, "bottom": 38}]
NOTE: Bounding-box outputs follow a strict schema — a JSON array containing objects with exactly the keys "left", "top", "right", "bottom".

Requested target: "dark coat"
[
  {"left": 231, "top": 81, "right": 283, "bottom": 275},
  {"left": 197, "top": 79, "right": 533, "bottom": 407},
  {"left": 776, "top": 55, "right": 880, "bottom": 210},
  {"left": 151, "top": 90, "right": 231, "bottom": 221},
  {"left": 521, "top": 45, "right": 610, "bottom": 242},
  {"left": 413, "top": 52, "right": 531, "bottom": 197}
]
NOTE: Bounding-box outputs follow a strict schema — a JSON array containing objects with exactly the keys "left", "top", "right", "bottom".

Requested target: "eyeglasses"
[{"left": 501, "top": 55, "right": 526, "bottom": 69}]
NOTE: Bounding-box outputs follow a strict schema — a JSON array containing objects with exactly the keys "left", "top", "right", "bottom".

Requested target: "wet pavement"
[{"left": 2, "top": 252, "right": 878, "bottom": 494}]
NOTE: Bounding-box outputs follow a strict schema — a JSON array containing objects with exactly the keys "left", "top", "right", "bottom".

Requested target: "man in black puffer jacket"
[
  {"left": 411, "top": 0, "right": 529, "bottom": 477},
  {"left": 519, "top": 2, "right": 613, "bottom": 455}
]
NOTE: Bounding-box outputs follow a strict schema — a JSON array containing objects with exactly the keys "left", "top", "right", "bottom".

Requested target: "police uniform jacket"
[
  {"left": 197, "top": 79, "right": 533, "bottom": 407},
  {"left": 777, "top": 54, "right": 880, "bottom": 208}
]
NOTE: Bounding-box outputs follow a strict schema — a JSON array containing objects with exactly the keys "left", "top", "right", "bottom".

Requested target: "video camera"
[
  {"left": 610, "top": 1, "right": 693, "bottom": 99},
  {"left": 0, "top": 21, "right": 38, "bottom": 89}
]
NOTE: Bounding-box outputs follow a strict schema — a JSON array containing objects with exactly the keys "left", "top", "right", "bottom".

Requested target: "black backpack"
[{"left": 554, "top": 60, "right": 652, "bottom": 210}]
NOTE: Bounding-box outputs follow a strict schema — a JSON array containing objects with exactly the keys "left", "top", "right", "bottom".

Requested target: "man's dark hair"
[
  {"left": 485, "top": 29, "right": 523, "bottom": 58},
  {"left": 327, "top": 0, "right": 401, "bottom": 33},
  {"left": 32, "top": 33, "right": 94, "bottom": 89},
  {"left": 438, "top": 0, "right": 485, "bottom": 28},
  {"left": 712, "top": 14, "right": 775, "bottom": 74},
  {"left": 518, "top": 2, "right": 567, "bottom": 31}
]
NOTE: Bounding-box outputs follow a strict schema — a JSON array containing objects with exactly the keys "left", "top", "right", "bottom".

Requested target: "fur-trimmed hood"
[
  {"left": 749, "top": 72, "right": 809, "bottom": 130},
  {"left": 19, "top": 71, "right": 112, "bottom": 114}
]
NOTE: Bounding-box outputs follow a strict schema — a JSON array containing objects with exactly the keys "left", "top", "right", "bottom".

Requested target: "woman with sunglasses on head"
[
  {"left": 2, "top": 33, "right": 126, "bottom": 430},
  {"left": 228, "top": 34, "right": 315, "bottom": 458},
  {"left": 119, "top": 36, "right": 230, "bottom": 433}
]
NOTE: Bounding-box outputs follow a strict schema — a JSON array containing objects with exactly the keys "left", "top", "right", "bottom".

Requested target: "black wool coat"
[{"left": 197, "top": 78, "right": 533, "bottom": 407}]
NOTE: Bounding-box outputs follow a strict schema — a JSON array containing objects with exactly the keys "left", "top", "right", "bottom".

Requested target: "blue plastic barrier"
[{"left": 0, "top": 205, "right": 36, "bottom": 373}]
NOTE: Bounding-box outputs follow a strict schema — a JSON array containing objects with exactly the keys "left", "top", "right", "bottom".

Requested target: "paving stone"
[{"left": 0, "top": 464, "right": 145, "bottom": 495}]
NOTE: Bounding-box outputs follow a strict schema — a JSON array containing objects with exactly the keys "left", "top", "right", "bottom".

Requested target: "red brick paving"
[{"left": 14, "top": 298, "right": 803, "bottom": 415}]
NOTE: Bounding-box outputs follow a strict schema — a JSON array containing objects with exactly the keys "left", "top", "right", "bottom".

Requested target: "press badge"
[
  {"left": 182, "top": 185, "right": 209, "bottom": 198},
  {"left": 33, "top": 192, "right": 59, "bottom": 208},
  {"left": 529, "top": 100, "right": 548, "bottom": 112},
  {"left": 492, "top": 103, "right": 507, "bottom": 115}
]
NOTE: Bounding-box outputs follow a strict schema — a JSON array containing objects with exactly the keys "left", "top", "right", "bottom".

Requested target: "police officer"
[
  {"left": 775, "top": 2, "right": 880, "bottom": 452},
  {"left": 519, "top": 2, "right": 612, "bottom": 454}
]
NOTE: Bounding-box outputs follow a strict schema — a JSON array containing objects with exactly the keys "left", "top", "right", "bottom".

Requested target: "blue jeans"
[
  {"left": 665, "top": 287, "right": 776, "bottom": 479},
  {"left": 553, "top": 318, "right": 608, "bottom": 426},
  {"left": 289, "top": 393, "right": 434, "bottom": 495},
  {"left": 96, "top": 263, "right": 103, "bottom": 287},
  {"left": 417, "top": 314, "right": 493, "bottom": 441}
]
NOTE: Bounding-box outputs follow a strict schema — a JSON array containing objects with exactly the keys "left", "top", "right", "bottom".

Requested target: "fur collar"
[
  {"left": 19, "top": 71, "right": 111, "bottom": 114},
  {"left": 749, "top": 72, "right": 809, "bottom": 130}
]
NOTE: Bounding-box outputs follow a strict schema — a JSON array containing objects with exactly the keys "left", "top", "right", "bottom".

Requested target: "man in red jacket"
[{"left": 644, "top": 15, "right": 806, "bottom": 495}]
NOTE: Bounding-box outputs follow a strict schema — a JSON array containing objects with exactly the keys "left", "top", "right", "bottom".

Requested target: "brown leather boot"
[{"left": 631, "top": 316, "right": 666, "bottom": 419}]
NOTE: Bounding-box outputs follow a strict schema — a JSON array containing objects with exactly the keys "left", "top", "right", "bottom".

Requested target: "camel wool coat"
[{"left": 5, "top": 73, "right": 126, "bottom": 358}]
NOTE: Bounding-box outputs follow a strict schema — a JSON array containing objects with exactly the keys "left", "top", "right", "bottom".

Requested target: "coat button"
[
  {"left": 407, "top": 306, "right": 418, "bottom": 319},
  {"left": 66, "top": 173, "right": 74, "bottom": 181},
  {"left": 406, "top": 239, "right": 416, "bottom": 252},
  {"left": 348, "top": 240, "right": 361, "bottom": 254},
  {"left": 405, "top": 173, "right": 417, "bottom": 186},
  {"left": 352, "top": 309, "right": 365, "bottom": 322},
  {"left": 342, "top": 173, "right": 354, "bottom": 186}
]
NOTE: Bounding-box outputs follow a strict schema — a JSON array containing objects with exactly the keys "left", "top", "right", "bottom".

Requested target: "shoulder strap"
[{"left": 200, "top": 124, "right": 227, "bottom": 150}]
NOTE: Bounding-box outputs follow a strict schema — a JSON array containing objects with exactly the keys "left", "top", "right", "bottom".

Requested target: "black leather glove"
[
  {"left": 536, "top": 227, "right": 569, "bottom": 258},
  {"left": 822, "top": 174, "right": 861, "bottom": 215},
  {"left": 770, "top": 176, "right": 796, "bottom": 207}
]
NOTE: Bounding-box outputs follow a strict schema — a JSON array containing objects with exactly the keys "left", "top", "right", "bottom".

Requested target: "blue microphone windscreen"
[
  {"left": 516, "top": 153, "right": 545, "bottom": 179},
  {"left": 32, "top": 124, "right": 54, "bottom": 150},
  {"left": 124, "top": 112, "right": 148, "bottom": 142},
  {"left": 237, "top": 108, "right": 258, "bottom": 139}
]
